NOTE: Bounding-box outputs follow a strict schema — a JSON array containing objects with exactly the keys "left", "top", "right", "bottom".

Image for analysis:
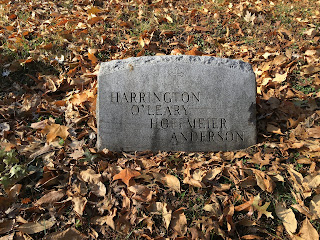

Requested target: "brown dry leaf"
[
  {"left": 252, "top": 195, "right": 273, "bottom": 219},
  {"left": 91, "top": 208, "right": 117, "bottom": 230},
  {"left": 44, "top": 227, "right": 87, "bottom": 240},
  {"left": 273, "top": 72, "right": 287, "bottom": 83},
  {"left": 128, "top": 184, "right": 152, "bottom": 202},
  {"left": 72, "top": 196, "right": 87, "bottom": 215},
  {"left": 253, "top": 170, "right": 275, "bottom": 193},
  {"left": 203, "top": 202, "right": 222, "bottom": 217},
  {"left": 303, "top": 173, "right": 320, "bottom": 189},
  {"left": 148, "top": 202, "right": 171, "bottom": 229},
  {"left": 303, "top": 28, "right": 318, "bottom": 37},
  {"left": 203, "top": 168, "right": 222, "bottom": 181},
  {"left": 267, "top": 124, "right": 283, "bottom": 134},
  {"left": 17, "top": 218, "right": 56, "bottom": 234},
  {"left": 310, "top": 194, "right": 320, "bottom": 220},
  {"left": 275, "top": 203, "right": 297, "bottom": 235},
  {"left": 113, "top": 168, "right": 141, "bottom": 186},
  {"left": 235, "top": 198, "right": 254, "bottom": 212},
  {"left": 171, "top": 208, "right": 187, "bottom": 236},
  {"left": 88, "top": 49, "right": 98, "bottom": 64},
  {"left": 298, "top": 218, "right": 319, "bottom": 240},
  {"left": 42, "top": 124, "right": 69, "bottom": 143},
  {"left": 35, "top": 190, "right": 65, "bottom": 206},
  {"left": 0, "top": 220, "right": 14, "bottom": 234},
  {"left": 80, "top": 169, "right": 101, "bottom": 184},
  {"left": 307, "top": 126, "right": 320, "bottom": 138},
  {"left": 241, "top": 235, "right": 262, "bottom": 240},
  {"left": 301, "top": 64, "right": 320, "bottom": 75},
  {"left": 87, "top": 6, "right": 102, "bottom": 14},
  {"left": 162, "top": 174, "right": 180, "bottom": 192}
]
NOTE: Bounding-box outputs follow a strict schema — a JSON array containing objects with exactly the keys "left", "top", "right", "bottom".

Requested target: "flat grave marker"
[{"left": 97, "top": 55, "right": 256, "bottom": 152}]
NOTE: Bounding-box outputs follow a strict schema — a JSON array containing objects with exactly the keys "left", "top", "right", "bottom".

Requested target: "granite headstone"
[{"left": 97, "top": 55, "right": 256, "bottom": 152}]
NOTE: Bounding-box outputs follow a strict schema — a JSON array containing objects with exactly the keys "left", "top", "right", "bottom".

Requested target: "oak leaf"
[
  {"left": 42, "top": 124, "right": 69, "bottom": 143},
  {"left": 113, "top": 168, "right": 141, "bottom": 186},
  {"left": 252, "top": 195, "right": 273, "bottom": 219}
]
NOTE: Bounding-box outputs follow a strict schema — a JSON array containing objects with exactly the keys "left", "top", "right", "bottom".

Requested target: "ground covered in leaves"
[{"left": 0, "top": 0, "right": 320, "bottom": 239}]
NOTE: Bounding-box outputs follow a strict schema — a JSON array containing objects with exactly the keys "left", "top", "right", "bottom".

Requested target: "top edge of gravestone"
[{"left": 99, "top": 55, "right": 253, "bottom": 74}]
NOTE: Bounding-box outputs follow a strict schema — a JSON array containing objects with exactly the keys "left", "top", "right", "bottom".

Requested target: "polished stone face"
[{"left": 97, "top": 55, "right": 256, "bottom": 152}]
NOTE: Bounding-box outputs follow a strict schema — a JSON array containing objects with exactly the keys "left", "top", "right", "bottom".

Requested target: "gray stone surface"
[{"left": 97, "top": 55, "right": 256, "bottom": 152}]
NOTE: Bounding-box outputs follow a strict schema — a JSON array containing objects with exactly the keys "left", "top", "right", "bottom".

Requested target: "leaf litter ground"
[{"left": 0, "top": 0, "right": 320, "bottom": 239}]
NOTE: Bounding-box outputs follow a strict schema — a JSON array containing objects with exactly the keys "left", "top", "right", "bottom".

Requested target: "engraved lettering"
[
  {"left": 163, "top": 106, "right": 172, "bottom": 116},
  {"left": 161, "top": 118, "right": 169, "bottom": 129},
  {"left": 170, "top": 132, "right": 178, "bottom": 144},
  {"left": 236, "top": 131, "right": 244, "bottom": 141},
  {"left": 192, "top": 92, "right": 200, "bottom": 102},
  {"left": 153, "top": 92, "right": 161, "bottom": 102},
  {"left": 226, "top": 131, "right": 233, "bottom": 141},
  {"left": 198, "top": 118, "right": 205, "bottom": 129},
  {"left": 209, "top": 131, "right": 214, "bottom": 141},
  {"left": 139, "top": 92, "right": 146, "bottom": 102},
  {"left": 150, "top": 118, "right": 157, "bottom": 128},
  {"left": 155, "top": 105, "right": 162, "bottom": 115},
  {"left": 221, "top": 118, "right": 227, "bottom": 129},
  {"left": 111, "top": 92, "right": 119, "bottom": 102},
  {"left": 200, "top": 131, "right": 206, "bottom": 141},
  {"left": 131, "top": 105, "right": 139, "bottom": 115},
  {"left": 164, "top": 92, "right": 172, "bottom": 103},
  {"left": 130, "top": 92, "right": 137, "bottom": 103},
  {"left": 181, "top": 92, "right": 190, "bottom": 103},
  {"left": 147, "top": 105, "right": 154, "bottom": 115}
]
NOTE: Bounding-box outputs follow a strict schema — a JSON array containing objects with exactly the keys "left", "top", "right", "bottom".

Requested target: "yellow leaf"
[
  {"left": 252, "top": 194, "right": 273, "bottom": 219},
  {"left": 162, "top": 174, "right": 180, "bottom": 192},
  {"left": 298, "top": 218, "right": 319, "bottom": 240},
  {"left": 275, "top": 203, "right": 297, "bottom": 235},
  {"left": 310, "top": 195, "right": 320, "bottom": 220},
  {"left": 273, "top": 72, "right": 287, "bottom": 83},
  {"left": 165, "top": 15, "right": 173, "bottom": 23},
  {"left": 42, "top": 124, "right": 69, "bottom": 143}
]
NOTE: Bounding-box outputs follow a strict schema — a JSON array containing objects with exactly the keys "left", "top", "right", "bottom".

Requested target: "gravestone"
[{"left": 97, "top": 55, "right": 256, "bottom": 152}]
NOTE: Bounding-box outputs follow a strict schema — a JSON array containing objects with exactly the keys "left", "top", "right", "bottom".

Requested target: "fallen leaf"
[
  {"left": 72, "top": 196, "right": 87, "bottom": 215},
  {"left": 42, "top": 124, "right": 69, "bottom": 143},
  {"left": 307, "top": 126, "right": 320, "bottom": 138},
  {"left": 275, "top": 203, "right": 297, "bottom": 235},
  {"left": 162, "top": 174, "right": 180, "bottom": 192},
  {"left": 310, "top": 194, "right": 320, "bottom": 220},
  {"left": 80, "top": 169, "right": 101, "bottom": 184},
  {"left": 91, "top": 208, "right": 117, "bottom": 230},
  {"left": 113, "top": 168, "right": 141, "bottom": 186},
  {"left": 252, "top": 195, "right": 273, "bottom": 219},
  {"left": 0, "top": 220, "right": 14, "bottom": 234},
  {"left": 171, "top": 208, "right": 187, "bottom": 236},
  {"left": 44, "top": 227, "right": 87, "bottom": 240},
  {"left": 17, "top": 219, "right": 56, "bottom": 234},
  {"left": 298, "top": 218, "right": 319, "bottom": 240},
  {"left": 128, "top": 184, "right": 152, "bottom": 202},
  {"left": 253, "top": 170, "right": 275, "bottom": 193},
  {"left": 35, "top": 190, "right": 65, "bottom": 206}
]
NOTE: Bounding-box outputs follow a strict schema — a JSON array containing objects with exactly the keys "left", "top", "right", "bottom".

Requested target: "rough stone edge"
[{"left": 99, "top": 55, "right": 253, "bottom": 74}]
